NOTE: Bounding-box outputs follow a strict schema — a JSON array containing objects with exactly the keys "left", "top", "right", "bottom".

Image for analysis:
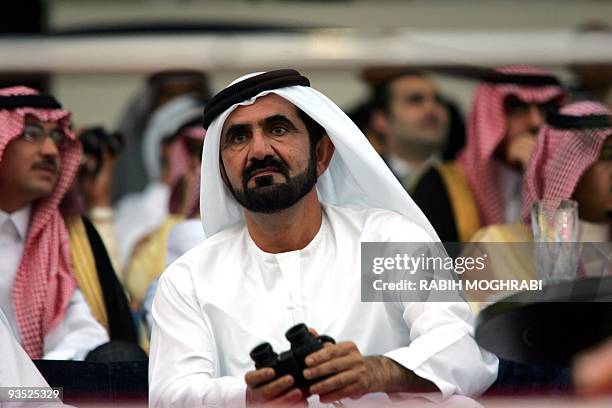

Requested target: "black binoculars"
[{"left": 249, "top": 323, "right": 335, "bottom": 394}]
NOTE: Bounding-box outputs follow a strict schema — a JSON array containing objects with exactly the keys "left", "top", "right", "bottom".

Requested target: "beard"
[{"left": 226, "top": 149, "right": 318, "bottom": 214}]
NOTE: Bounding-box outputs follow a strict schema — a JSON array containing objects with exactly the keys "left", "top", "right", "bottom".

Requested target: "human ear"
[{"left": 315, "top": 135, "right": 335, "bottom": 177}]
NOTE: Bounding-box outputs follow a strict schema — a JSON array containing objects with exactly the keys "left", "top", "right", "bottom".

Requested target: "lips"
[
  {"left": 32, "top": 164, "right": 58, "bottom": 176},
  {"left": 249, "top": 166, "right": 279, "bottom": 179}
]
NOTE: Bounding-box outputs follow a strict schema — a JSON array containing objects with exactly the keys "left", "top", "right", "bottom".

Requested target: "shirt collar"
[
  {"left": 0, "top": 206, "right": 32, "bottom": 241},
  {"left": 387, "top": 154, "right": 416, "bottom": 179}
]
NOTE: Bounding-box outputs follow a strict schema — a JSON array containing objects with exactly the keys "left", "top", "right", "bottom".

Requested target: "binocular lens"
[
  {"left": 285, "top": 323, "right": 310, "bottom": 345},
  {"left": 250, "top": 342, "right": 276, "bottom": 365}
]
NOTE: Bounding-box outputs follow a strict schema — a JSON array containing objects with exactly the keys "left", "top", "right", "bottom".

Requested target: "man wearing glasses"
[{"left": 0, "top": 86, "right": 108, "bottom": 360}]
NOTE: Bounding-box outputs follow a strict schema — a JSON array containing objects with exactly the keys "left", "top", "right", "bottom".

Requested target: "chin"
[{"left": 27, "top": 183, "right": 56, "bottom": 199}]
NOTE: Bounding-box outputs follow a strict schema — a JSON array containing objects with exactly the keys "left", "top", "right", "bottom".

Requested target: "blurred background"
[{"left": 2, "top": 0, "right": 612, "bottom": 128}]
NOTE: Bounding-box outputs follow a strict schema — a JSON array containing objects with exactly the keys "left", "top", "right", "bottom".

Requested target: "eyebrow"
[
  {"left": 223, "top": 114, "right": 299, "bottom": 143},
  {"left": 259, "top": 114, "right": 298, "bottom": 132}
]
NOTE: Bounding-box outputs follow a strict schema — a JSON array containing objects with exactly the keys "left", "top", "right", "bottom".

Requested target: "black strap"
[
  {"left": 547, "top": 112, "right": 611, "bottom": 129},
  {"left": 203, "top": 69, "right": 310, "bottom": 129},
  {"left": 480, "top": 72, "right": 561, "bottom": 86},
  {"left": 0, "top": 94, "right": 62, "bottom": 109}
]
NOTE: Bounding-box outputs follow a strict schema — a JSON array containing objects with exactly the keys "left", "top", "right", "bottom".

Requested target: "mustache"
[
  {"left": 420, "top": 113, "right": 442, "bottom": 127},
  {"left": 31, "top": 157, "right": 59, "bottom": 174},
  {"left": 243, "top": 156, "right": 290, "bottom": 185}
]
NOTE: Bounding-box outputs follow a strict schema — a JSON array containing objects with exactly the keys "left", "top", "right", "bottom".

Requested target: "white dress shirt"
[
  {"left": 497, "top": 162, "right": 523, "bottom": 223},
  {"left": 0, "top": 206, "right": 109, "bottom": 361},
  {"left": 149, "top": 204, "right": 498, "bottom": 407}
]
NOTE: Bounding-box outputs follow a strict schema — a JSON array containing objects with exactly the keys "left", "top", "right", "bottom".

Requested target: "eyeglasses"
[{"left": 20, "top": 124, "right": 70, "bottom": 150}]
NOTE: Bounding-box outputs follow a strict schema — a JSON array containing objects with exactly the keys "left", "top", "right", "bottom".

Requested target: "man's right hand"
[
  {"left": 245, "top": 368, "right": 305, "bottom": 407},
  {"left": 506, "top": 132, "right": 536, "bottom": 170}
]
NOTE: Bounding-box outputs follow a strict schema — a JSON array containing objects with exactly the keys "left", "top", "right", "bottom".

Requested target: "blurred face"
[
  {"left": 219, "top": 94, "right": 319, "bottom": 214},
  {"left": 573, "top": 135, "right": 612, "bottom": 223},
  {"left": 153, "top": 78, "right": 202, "bottom": 109},
  {"left": 385, "top": 76, "right": 449, "bottom": 158},
  {"left": 0, "top": 115, "right": 64, "bottom": 208},
  {"left": 500, "top": 96, "right": 556, "bottom": 169}
]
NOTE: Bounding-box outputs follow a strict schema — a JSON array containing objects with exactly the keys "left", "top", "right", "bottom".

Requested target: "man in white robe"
[{"left": 149, "top": 69, "right": 498, "bottom": 407}]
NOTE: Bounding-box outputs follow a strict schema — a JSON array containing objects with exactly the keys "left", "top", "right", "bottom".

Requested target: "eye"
[
  {"left": 50, "top": 129, "right": 68, "bottom": 149},
  {"left": 22, "top": 126, "right": 44, "bottom": 141},
  {"left": 405, "top": 93, "right": 425, "bottom": 105},
  {"left": 232, "top": 134, "right": 248, "bottom": 144},
  {"left": 271, "top": 126, "right": 287, "bottom": 136}
]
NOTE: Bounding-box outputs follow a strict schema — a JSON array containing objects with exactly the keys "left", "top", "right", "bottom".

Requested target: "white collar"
[
  {"left": 387, "top": 154, "right": 416, "bottom": 179},
  {"left": 0, "top": 205, "right": 31, "bottom": 241},
  {"left": 245, "top": 204, "right": 329, "bottom": 260}
]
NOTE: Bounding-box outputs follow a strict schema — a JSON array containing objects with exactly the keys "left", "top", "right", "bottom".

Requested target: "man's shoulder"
[
  {"left": 161, "top": 223, "right": 244, "bottom": 281},
  {"left": 324, "top": 204, "right": 432, "bottom": 242}
]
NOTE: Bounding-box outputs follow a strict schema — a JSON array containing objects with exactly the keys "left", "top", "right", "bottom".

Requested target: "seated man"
[
  {"left": 125, "top": 116, "right": 205, "bottom": 310},
  {"left": 463, "top": 101, "right": 610, "bottom": 299},
  {"left": 371, "top": 70, "right": 450, "bottom": 190},
  {"left": 412, "top": 65, "right": 567, "bottom": 242},
  {"left": 0, "top": 86, "right": 109, "bottom": 360},
  {"left": 471, "top": 100, "right": 610, "bottom": 244},
  {"left": 149, "top": 69, "right": 498, "bottom": 406},
  {"left": 522, "top": 100, "right": 610, "bottom": 241}
]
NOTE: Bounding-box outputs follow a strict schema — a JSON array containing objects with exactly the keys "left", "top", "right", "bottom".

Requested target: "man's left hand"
[{"left": 302, "top": 341, "right": 377, "bottom": 403}]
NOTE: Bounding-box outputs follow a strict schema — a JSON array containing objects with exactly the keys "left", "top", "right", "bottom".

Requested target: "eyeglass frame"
[{"left": 19, "top": 123, "right": 71, "bottom": 151}]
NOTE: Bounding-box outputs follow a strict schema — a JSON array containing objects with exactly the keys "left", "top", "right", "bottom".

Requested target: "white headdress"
[{"left": 201, "top": 70, "right": 440, "bottom": 241}]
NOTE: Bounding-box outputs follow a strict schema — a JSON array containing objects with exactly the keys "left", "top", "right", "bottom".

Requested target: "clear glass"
[{"left": 531, "top": 199, "right": 579, "bottom": 283}]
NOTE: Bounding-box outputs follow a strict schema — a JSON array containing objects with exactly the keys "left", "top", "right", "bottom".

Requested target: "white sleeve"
[
  {"left": 1, "top": 308, "right": 49, "bottom": 387},
  {"left": 378, "top": 215, "right": 499, "bottom": 400},
  {"left": 384, "top": 301, "right": 498, "bottom": 401},
  {"left": 149, "top": 268, "right": 246, "bottom": 408},
  {"left": 42, "top": 289, "right": 109, "bottom": 361}
]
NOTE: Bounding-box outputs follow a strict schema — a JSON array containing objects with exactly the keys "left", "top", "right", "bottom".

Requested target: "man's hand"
[
  {"left": 574, "top": 339, "right": 612, "bottom": 397},
  {"left": 245, "top": 368, "right": 305, "bottom": 407},
  {"left": 304, "top": 342, "right": 438, "bottom": 403},
  {"left": 303, "top": 341, "right": 376, "bottom": 403},
  {"left": 506, "top": 133, "right": 536, "bottom": 170},
  {"left": 79, "top": 148, "right": 117, "bottom": 208}
]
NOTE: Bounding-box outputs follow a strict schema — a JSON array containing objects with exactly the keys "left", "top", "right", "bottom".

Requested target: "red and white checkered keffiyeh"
[
  {"left": 0, "top": 86, "right": 81, "bottom": 358},
  {"left": 168, "top": 125, "right": 205, "bottom": 217},
  {"left": 521, "top": 101, "right": 611, "bottom": 223},
  {"left": 457, "top": 65, "right": 567, "bottom": 226}
]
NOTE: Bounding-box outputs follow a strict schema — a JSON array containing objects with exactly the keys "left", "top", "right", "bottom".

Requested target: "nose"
[
  {"left": 247, "top": 129, "right": 274, "bottom": 162},
  {"left": 528, "top": 104, "right": 545, "bottom": 128},
  {"left": 39, "top": 134, "right": 60, "bottom": 158}
]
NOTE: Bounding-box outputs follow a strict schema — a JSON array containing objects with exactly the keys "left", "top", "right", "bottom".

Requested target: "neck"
[
  {"left": 390, "top": 149, "right": 428, "bottom": 168},
  {"left": 244, "top": 189, "right": 323, "bottom": 253},
  {"left": 0, "top": 193, "right": 32, "bottom": 214}
]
